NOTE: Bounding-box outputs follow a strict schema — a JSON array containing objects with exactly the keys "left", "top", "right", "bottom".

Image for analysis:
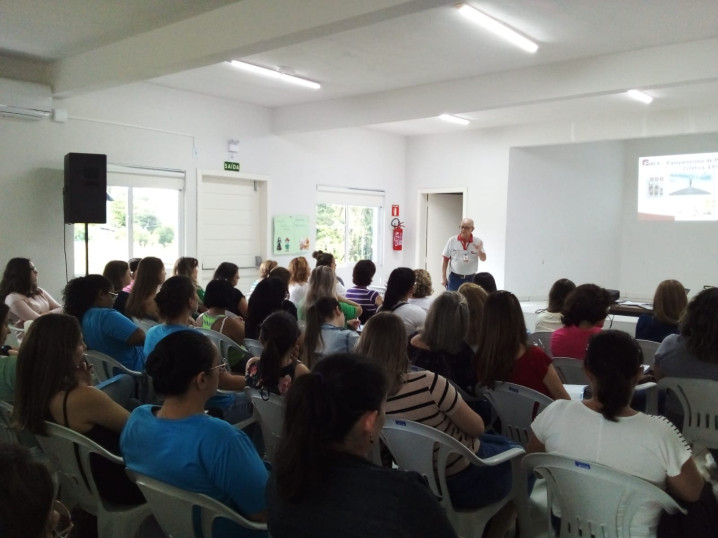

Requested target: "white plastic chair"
[
  {"left": 243, "top": 338, "right": 264, "bottom": 358},
  {"left": 247, "top": 387, "right": 285, "bottom": 462},
  {"left": 552, "top": 357, "right": 589, "bottom": 385},
  {"left": 646, "top": 377, "right": 718, "bottom": 450},
  {"left": 194, "top": 327, "right": 250, "bottom": 371},
  {"left": 35, "top": 422, "right": 152, "bottom": 538},
  {"left": 482, "top": 383, "right": 553, "bottom": 447},
  {"left": 528, "top": 331, "right": 554, "bottom": 357},
  {"left": 0, "top": 400, "right": 19, "bottom": 444},
  {"left": 127, "top": 470, "right": 267, "bottom": 537},
  {"left": 381, "top": 417, "right": 529, "bottom": 538},
  {"left": 523, "top": 453, "right": 685, "bottom": 538},
  {"left": 635, "top": 339, "right": 660, "bottom": 367},
  {"left": 85, "top": 349, "right": 143, "bottom": 382},
  {"left": 131, "top": 317, "right": 159, "bottom": 333}
]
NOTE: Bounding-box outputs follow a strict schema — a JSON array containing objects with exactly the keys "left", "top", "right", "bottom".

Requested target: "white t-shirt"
[
  {"left": 288, "top": 282, "right": 308, "bottom": 305},
  {"left": 531, "top": 399, "right": 692, "bottom": 537},
  {"left": 390, "top": 302, "right": 427, "bottom": 336},
  {"left": 534, "top": 311, "right": 563, "bottom": 332},
  {"left": 442, "top": 234, "right": 485, "bottom": 276}
]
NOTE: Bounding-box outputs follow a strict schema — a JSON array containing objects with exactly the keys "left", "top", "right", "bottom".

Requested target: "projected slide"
[{"left": 638, "top": 152, "right": 718, "bottom": 221}]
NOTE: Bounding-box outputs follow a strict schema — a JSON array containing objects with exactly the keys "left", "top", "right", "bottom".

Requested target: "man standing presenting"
[{"left": 441, "top": 218, "right": 486, "bottom": 291}]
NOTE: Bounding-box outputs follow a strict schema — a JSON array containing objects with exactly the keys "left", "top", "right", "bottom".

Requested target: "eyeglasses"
[
  {"left": 52, "top": 500, "right": 73, "bottom": 538},
  {"left": 108, "top": 291, "right": 119, "bottom": 298},
  {"left": 30, "top": 266, "right": 38, "bottom": 273},
  {"left": 210, "top": 358, "right": 229, "bottom": 372}
]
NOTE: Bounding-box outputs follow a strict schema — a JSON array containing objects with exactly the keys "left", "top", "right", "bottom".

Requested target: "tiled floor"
[{"left": 524, "top": 478, "right": 551, "bottom": 538}]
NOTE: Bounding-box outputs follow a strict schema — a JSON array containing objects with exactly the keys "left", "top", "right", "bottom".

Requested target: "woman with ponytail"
[
  {"left": 301, "top": 297, "right": 359, "bottom": 368},
  {"left": 267, "top": 354, "right": 457, "bottom": 538},
  {"left": 245, "top": 311, "right": 308, "bottom": 395},
  {"left": 528, "top": 330, "right": 704, "bottom": 536}
]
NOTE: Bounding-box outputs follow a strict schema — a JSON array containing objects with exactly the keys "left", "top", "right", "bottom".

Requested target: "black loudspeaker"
[{"left": 64, "top": 153, "right": 107, "bottom": 223}]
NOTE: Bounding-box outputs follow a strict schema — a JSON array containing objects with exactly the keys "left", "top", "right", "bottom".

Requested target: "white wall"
[{"left": 0, "top": 83, "right": 407, "bottom": 300}]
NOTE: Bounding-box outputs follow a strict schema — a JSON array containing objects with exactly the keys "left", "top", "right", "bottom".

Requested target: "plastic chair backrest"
[
  {"left": 127, "top": 470, "right": 267, "bottom": 537},
  {"left": 243, "top": 338, "right": 264, "bottom": 358},
  {"left": 528, "top": 331, "right": 554, "bottom": 357},
  {"left": 132, "top": 317, "right": 159, "bottom": 333},
  {"left": 482, "top": 383, "right": 553, "bottom": 446},
  {"left": 85, "top": 349, "right": 143, "bottom": 382},
  {"left": 552, "top": 357, "right": 589, "bottom": 385},
  {"left": 247, "top": 388, "right": 285, "bottom": 461},
  {"left": 0, "top": 400, "right": 18, "bottom": 443},
  {"left": 523, "top": 453, "right": 685, "bottom": 538},
  {"left": 655, "top": 377, "right": 718, "bottom": 449},
  {"left": 635, "top": 339, "right": 660, "bottom": 367}
]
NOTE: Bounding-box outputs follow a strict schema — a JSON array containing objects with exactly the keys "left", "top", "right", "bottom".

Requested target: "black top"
[
  {"left": 635, "top": 314, "right": 678, "bottom": 343},
  {"left": 409, "top": 340, "right": 476, "bottom": 395},
  {"left": 267, "top": 452, "right": 457, "bottom": 538}
]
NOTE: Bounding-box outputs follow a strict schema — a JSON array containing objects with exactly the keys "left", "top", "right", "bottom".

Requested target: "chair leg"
[{"left": 510, "top": 459, "right": 532, "bottom": 538}]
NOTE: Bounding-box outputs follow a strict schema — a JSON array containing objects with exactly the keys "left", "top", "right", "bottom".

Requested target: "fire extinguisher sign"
[{"left": 391, "top": 205, "right": 399, "bottom": 217}]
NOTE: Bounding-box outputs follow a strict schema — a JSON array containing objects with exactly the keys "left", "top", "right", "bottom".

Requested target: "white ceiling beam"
[
  {"left": 50, "top": 0, "right": 453, "bottom": 98},
  {"left": 272, "top": 38, "right": 718, "bottom": 133}
]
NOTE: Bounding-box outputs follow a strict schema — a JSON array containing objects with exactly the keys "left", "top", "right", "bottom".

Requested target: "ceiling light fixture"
[
  {"left": 439, "top": 114, "right": 470, "bottom": 126},
  {"left": 457, "top": 4, "right": 538, "bottom": 54},
  {"left": 229, "top": 60, "right": 321, "bottom": 90},
  {"left": 626, "top": 89, "right": 653, "bottom": 104}
]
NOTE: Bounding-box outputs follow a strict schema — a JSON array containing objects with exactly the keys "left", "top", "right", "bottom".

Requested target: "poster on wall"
[{"left": 273, "top": 215, "right": 311, "bottom": 255}]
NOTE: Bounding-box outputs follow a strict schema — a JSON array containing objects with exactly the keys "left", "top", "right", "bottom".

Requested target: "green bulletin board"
[{"left": 273, "top": 215, "right": 311, "bottom": 255}]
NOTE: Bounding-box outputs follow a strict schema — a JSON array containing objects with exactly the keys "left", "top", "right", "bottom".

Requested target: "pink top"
[
  {"left": 550, "top": 325, "right": 602, "bottom": 359},
  {"left": 5, "top": 289, "right": 62, "bottom": 325}
]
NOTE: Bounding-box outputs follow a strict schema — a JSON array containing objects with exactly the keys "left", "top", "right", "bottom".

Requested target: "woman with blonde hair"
[
  {"left": 173, "top": 257, "right": 207, "bottom": 314},
  {"left": 300, "top": 266, "right": 361, "bottom": 324},
  {"left": 409, "top": 291, "right": 476, "bottom": 395},
  {"left": 125, "top": 256, "right": 166, "bottom": 321},
  {"left": 408, "top": 269, "right": 434, "bottom": 312},
  {"left": 636, "top": 279, "right": 687, "bottom": 343},
  {"left": 249, "top": 259, "right": 278, "bottom": 296},
  {"left": 288, "top": 257, "right": 311, "bottom": 305},
  {"left": 457, "top": 282, "right": 488, "bottom": 352}
]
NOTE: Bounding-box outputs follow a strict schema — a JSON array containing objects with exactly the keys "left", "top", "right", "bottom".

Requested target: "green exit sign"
[{"left": 224, "top": 161, "right": 240, "bottom": 171}]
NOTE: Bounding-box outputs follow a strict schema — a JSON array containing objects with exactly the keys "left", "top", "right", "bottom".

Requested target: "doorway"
[{"left": 417, "top": 190, "right": 466, "bottom": 296}]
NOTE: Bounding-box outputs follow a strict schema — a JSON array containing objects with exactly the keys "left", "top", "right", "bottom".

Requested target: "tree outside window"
[{"left": 316, "top": 203, "right": 379, "bottom": 264}]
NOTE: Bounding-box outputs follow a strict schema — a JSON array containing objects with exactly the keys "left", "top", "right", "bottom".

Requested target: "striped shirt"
[
  {"left": 345, "top": 287, "right": 380, "bottom": 323},
  {"left": 386, "top": 370, "right": 478, "bottom": 476}
]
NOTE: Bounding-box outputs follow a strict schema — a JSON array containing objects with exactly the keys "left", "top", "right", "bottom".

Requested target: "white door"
[
  {"left": 423, "top": 193, "right": 463, "bottom": 294},
  {"left": 197, "top": 171, "right": 268, "bottom": 292}
]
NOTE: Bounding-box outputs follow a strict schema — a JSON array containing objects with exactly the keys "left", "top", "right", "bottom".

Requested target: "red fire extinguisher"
[{"left": 391, "top": 218, "right": 404, "bottom": 251}]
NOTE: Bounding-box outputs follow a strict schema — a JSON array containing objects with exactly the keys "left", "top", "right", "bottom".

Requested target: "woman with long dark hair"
[
  {"left": 0, "top": 257, "right": 62, "bottom": 327},
  {"left": 476, "top": 291, "right": 569, "bottom": 400},
  {"left": 302, "top": 297, "right": 359, "bottom": 368},
  {"left": 125, "top": 256, "right": 166, "bottom": 321},
  {"left": 267, "top": 354, "right": 457, "bottom": 538},
  {"left": 173, "top": 256, "right": 207, "bottom": 314},
  {"left": 378, "top": 267, "right": 426, "bottom": 335},
  {"left": 213, "top": 262, "right": 248, "bottom": 318},
  {"left": 245, "top": 311, "right": 308, "bottom": 396},
  {"left": 528, "top": 331, "right": 704, "bottom": 536},
  {"left": 102, "top": 259, "right": 132, "bottom": 314},
  {"left": 534, "top": 278, "right": 575, "bottom": 333},
  {"left": 245, "top": 277, "right": 296, "bottom": 340}
]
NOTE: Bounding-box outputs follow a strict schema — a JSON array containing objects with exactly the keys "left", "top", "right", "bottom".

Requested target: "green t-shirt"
[{"left": 0, "top": 354, "right": 18, "bottom": 403}]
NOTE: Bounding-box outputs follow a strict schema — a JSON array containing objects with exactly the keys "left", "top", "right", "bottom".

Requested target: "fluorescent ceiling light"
[
  {"left": 229, "top": 60, "right": 320, "bottom": 89},
  {"left": 626, "top": 89, "right": 653, "bottom": 104},
  {"left": 439, "top": 114, "right": 470, "bottom": 126},
  {"left": 457, "top": 4, "right": 538, "bottom": 54}
]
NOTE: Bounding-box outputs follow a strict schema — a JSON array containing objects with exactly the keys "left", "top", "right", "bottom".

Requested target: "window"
[
  {"left": 74, "top": 166, "right": 184, "bottom": 275},
  {"left": 315, "top": 186, "right": 384, "bottom": 264}
]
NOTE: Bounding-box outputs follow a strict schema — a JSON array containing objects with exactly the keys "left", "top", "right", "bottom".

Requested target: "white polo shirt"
[{"left": 442, "top": 234, "right": 485, "bottom": 276}]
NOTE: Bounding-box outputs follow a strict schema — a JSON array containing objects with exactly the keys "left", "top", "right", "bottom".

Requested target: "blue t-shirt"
[
  {"left": 82, "top": 307, "right": 145, "bottom": 371},
  {"left": 121, "top": 405, "right": 268, "bottom": 538}
]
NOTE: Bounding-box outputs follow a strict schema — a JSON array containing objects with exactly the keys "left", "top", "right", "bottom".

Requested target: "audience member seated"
[
  {"left": 267, "top": 354, "right": 457, "bottom": 538},
  {"left": 408, "top": 268, "right": 435, "bottom": 312},
  {"left": 534, "top": 278, "right": 576, "bottom": 333},
  {"left": 636, "top": 279, "right": 687, "bottom": 343},
  {"left": 122, "top": 257, "right": 142, "bottom": 293},
  {"left": 0, "top": 257, "right": 62, "bottom": 327},
  {"left": 345, "top": 260, "right": 382, "bottom": 324},
  {"left": 125, "top": 256, "right": 166, "bottom": 322},
  {"left": 144, "top": 276, "right": 252, "bottom": 424},
  {"left": 121, "top": 330, "right": 268, "bottom": 538},
  {"left": 13, "top": 314, "right": 144, "bottom": 505},
  {"left": 408, "top": 291, "right": 477, "bottom": 396},
  {"left": 245, "top": 277, "right": 296, "bottom": 340},
  {"left": 302, "top": 297, "right": 359, "bottom": 368},
  {"left": 473, "top": 271, "right": 497, "bottom": 293},
  {"left": 301, "top": 266, "right": 361, "bottom": 325},
  {"left": 359, "top": 312, "right": 519, "bottom": 538},
  {"left": 654, "top": 287, "right": 718, "bottom": 382},
  {"left": 287, "top": 257, "right": 310, "bottom": 306},
  {"left": 63, "top": 275, "right": 146, "bottom": 371},
  {"left": 213, "top": 262, "right": 248, "bottom": 318},
  {"left": 196, "top": 279, "right": 246, "bottom": 371},
  {"left": 102, "top": 259, "right": 132, "bottom": 315},
  {"left": 0, "top": 304, "right": 18, "bottom": 402},
  {"left": 378, "top": 267, "right": 426, "bottom": 335},
  {"left": 528, "top": 331, "right": 705, "bottom": 537},
  {"left": 312, "top": 250, "right": 346, "bottom": 294},
  {"left": 550, "top": 283, "right": 612, "bottom": 359},
  {"left": 0, "top": 441, "right": 72, "bottom": 538},
  {"left": 476, "top": 291, "right": 569, "bottom": 400},
  {"left": 245, "top": 311, "right": 308, "bottom": 396},
  {"left": 249, "top": 259, "right": 278, "bottom": 296},
  {"left": 173, "top": 257, "right": 207, "bottom": 315},
  {"left": 457, "top": 282, "right": 487, "bottom": 353}
]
